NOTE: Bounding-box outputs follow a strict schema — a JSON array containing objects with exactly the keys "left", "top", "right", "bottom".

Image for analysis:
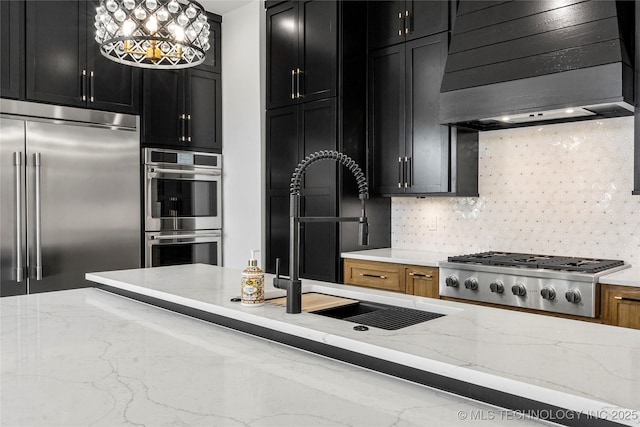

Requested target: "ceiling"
[{"left": 198, "top": 0, "right": 254, "bottom": 15}]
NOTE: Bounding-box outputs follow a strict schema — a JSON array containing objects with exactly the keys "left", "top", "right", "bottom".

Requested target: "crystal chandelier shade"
[{"left": 95, "top": 0, "right": 210, "bottom": 69}]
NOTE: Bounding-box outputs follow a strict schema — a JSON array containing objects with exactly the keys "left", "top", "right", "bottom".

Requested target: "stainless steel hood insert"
[{"left": 439, "top": 0, "right": 635, "bottom": 131}]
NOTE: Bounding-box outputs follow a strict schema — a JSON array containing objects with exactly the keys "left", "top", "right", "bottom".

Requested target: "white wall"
[
  {"left": 392, "top": 117, "right": 640, "bottom": 265},
  {"left": 221, "top": 1, "right": 265, "bottom": 269}
]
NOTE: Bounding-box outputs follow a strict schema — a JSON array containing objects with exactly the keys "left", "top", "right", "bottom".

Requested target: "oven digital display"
[{"left": 177, "top": 153, "right": 194, "bottom": 165}]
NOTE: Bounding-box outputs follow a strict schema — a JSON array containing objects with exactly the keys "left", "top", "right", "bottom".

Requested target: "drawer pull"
[
  {"left": 409, "top": 272, "right": 432, "bottom": 278},
  {"left": 614, "top": 296, "right": 640, "bottom": 302},
  {"left": 360, "top": 273, "right": 387, "bottom": 279}
]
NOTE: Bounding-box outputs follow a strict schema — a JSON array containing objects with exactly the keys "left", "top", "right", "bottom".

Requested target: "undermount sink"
[{"left": 312, "top": 300, "right": 446, "bottom": 331}]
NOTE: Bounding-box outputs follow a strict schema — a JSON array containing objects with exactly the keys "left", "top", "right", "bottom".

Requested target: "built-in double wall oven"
[{"left": 144, "top": 148, "right": 222, "bottom": 268}]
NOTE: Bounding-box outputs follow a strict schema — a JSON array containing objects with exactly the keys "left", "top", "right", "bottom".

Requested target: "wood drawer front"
[
  {"left": 602, "top": 285, "right": 640, "bottom": 329},
  {"left": 406, "top": 267, "right": 439, "bottom": 298},
  {"left": 344, "top": 260, "right": 404, "bottom": 292}
]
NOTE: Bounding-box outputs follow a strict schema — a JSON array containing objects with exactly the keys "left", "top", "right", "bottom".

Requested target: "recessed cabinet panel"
[
  {"left": 188, "top": 70, "right": 222, "bottom": 152},
  {"left": 266, "top": 106, "right": 298, "bottom": 191},
  {"left": 1, "top": 0, "right": 24, "bottom": 99},
  {"left": 368, "top": 1, "right": 405, "bottom": 50},
  {"left": 369, "top": 45, "right": 405, "bottom": 195},
  {"left": 266, "top": 2, "right": 299, "bottom": 109},
  {"left": 142, "top": 70, "right": 183, "bottom": 148},
  {"left": 196, "top": 14, "right": 222, "bottom": 73},
  {"left": 405, "top": 34, "right": 449, "bottom": 194},
  {"left": 26, "top": 1, "right": 86, "bottom": 108}
]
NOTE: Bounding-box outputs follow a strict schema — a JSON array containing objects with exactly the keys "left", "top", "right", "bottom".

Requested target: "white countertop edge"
[
  {"left": 86, "top": 272, "right": 634, "bottom": 423},
  {"left": 598, "top": 266, "right": 640, "bottom": 288},
  {"left": 340, "top": 248, "right": 454, "bottom": 267},
  {"left": 341, "top": 252, "right": 440, "bottom": 267}
]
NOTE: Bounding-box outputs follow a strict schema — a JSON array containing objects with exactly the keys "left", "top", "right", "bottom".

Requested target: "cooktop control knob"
[
  {"left": 565, "top": 289, "right": 582, "bottom": 303},
  {"left": 464, "top": 277, "right": 479, "bottom": 290},
  {"left": 489, "top": 280, "right": 504, "bottom": 293},
  {"left": 445, "top": 275, "right": 459, "bottom": 288},
  {"left": 511, "top": 283, "right": 526, "bottom": 297},
  {"left": 540, "top": 286, "right": 556, "bottom": 300}
]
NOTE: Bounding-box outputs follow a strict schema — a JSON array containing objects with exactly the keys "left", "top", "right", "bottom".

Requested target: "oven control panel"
[{"left": 439, "top": 266, "right": 597, "bottom": 317}]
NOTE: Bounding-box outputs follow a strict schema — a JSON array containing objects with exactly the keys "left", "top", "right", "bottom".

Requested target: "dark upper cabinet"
[
  {"left": 368, "top": 1, "right": 448, "bottom": 50},
  {"left": 1, "top": 0, "right": 24, "bottom": 100},
  {"left": 25, "top": 0, "right": 139, "bottom": 114},
  {"left": 265, "top": 99, "right": 338, "bottom": 282},
  {"left": 142, "top": 69, "right": 221, "bottom": 153},
  {"left": 370, "top": 32, "right": 477, "bottom": 196},
  {"left": 266, "top": 0, "right": 337, "bottom": 109},
  {"left": 196, "top": 13, "right": 222, "bottom": 73}
]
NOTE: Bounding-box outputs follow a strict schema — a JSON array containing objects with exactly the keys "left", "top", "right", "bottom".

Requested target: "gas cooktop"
[
  {"left": 447, "top": 251, "right": 624, "bottom": 274},
  {"left": 439, "top": 251, "right": 629, "bottom": 318}
]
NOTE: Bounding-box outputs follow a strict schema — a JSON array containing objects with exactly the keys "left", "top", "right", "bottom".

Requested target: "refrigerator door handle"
[
  {"left": 13, "top": 152, "right": 24, "bottom": 282},
  {"left": 34, "top": 153, "right": 43, "bottom": 280}
]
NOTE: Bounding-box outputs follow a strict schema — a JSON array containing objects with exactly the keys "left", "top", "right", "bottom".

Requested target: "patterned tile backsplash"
[{"left": 392, "top": 116, "right": 640, "bottom": 265}]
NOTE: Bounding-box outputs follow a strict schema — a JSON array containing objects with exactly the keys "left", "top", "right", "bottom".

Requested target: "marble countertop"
[
  {"left": 341, "top": 248, "right": 454, "bottom": 267},
  {"left": 86, "top": 264, "right": 640, "bottom": 426},
  {"left": 1, "top": 288, "right": 546, "bottom": 426},
  {"left": 599, "top": 265, "right": 640, "bottom": 288}
]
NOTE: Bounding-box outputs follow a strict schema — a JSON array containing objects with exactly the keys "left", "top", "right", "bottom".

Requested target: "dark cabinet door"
[
  {"left": 196, "top": 13, "right": 221, "bottom": 73},
  {"left": 367, "top": 1, "right": 405, "bottom": 50},
  {"left": 266, "top": 0, "right": 337, "bottom": 109},
  {"left": 142, "top": 70, "right": 184, "bottom": 148},
  {"left": 187, "top": 70, "right": 222, "bottom": 152},
  {"left": 405, "top": 1, "right": 449, "bottom": 42},
  {"left": 1, "top": 0, "right": 23, "bottom": 99},
  {"left": 266, "top": 2, "right": 298, "bottom": 109},
  {"left": 297, "top": 0, "right": 337, "bottom": 104},
  {"left": 265, "top": 106, "right": 299, "bottom": 275},
  {"left": 26, "top": 0, "right": 87, "bottom": 108},
  {"left": 369, "top": 44, "right": 405, "bottom": 195},
  {"left": 299, "top": 98, "right": 337, "bottom": 282},
  {"left": 404, "top": 33, "right": 449, "bottom": 194}
]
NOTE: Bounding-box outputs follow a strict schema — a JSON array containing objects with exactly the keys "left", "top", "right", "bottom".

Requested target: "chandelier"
[{"left": 95, "top": 0, "right": 211, "bottom": 69}]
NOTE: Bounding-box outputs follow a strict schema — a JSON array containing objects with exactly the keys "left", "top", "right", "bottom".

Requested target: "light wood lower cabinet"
[
  {"left": 343, "top": 259, "right": 439, "bottom": 298},
  {"left": 601, "top": 284, "right": 640, "bottom": 329}
]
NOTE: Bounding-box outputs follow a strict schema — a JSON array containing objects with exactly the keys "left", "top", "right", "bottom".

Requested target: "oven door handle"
[
  {"left": 149, "top": 167, "right": 221, "bottom": 176},
  {"left": 151, "top": 233, "right": 221, "bottom": 240}
]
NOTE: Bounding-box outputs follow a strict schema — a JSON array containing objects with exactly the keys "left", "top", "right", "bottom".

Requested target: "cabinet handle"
[
  {"left": 409, "top": 272, "right": 432, "bottom": 278},
  {"left": 360, "top": 273, "right": 388, "bottom": 279},
  {"left": 296, "top": 68, "right": 302, "bottom": 99},
  {"left": 179, "top": 114, "right": 186, "bottom": 142},
  {"left": 398, "top": 11, "right": 403, "bottom": 36},
  {"left": 614, "top": 296, "right": 640, "bottom": 302},
  {"left": 405, "top": 156, "right": 411, "bottom": 188},
  {"left": 186, "top": 114, "right": 191, "bottom": 142},
  {"left": 89, "top": 71, "right": 95, "bottom": 102},
  {"left": 291, "top": 69, "right": 296, "bottom": 99},
  {"left": 404, "top": 10, "right": 411, "bottom": 35},
  {"left": 398, "top": 157, "right": 403, "bottom": 188},
  {"left": 81, "top": 69, "right": 87, "bottom": 101}
]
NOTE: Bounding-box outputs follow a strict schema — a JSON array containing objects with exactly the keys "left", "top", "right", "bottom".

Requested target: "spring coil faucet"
[{"left": 273, "top": 150, "right": 370, "bottom": 313}]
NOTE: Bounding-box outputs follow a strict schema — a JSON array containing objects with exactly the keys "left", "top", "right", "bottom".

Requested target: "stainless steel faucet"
[{"left": 273, "top": 150, "right": 369, "bottom": 314}]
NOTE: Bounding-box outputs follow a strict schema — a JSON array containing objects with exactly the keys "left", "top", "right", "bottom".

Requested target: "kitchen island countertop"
[
  {"left": 599, "top": 265, "right": 640, "bottom": 288},
  {"left": 2, "top": 287, "right": 549, "bottom": 427},
  {"left": 85, "top": 264, "right": 640, "bottom": 426}
]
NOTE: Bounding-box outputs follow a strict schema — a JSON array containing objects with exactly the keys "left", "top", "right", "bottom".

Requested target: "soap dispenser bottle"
[{"left": 241, "top": 250, "right": 264, "bottom": 306}]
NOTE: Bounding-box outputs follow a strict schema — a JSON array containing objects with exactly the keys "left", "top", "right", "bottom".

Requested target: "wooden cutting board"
[{"left": 266, "top": 292, "right": 358, "bottom": 312}]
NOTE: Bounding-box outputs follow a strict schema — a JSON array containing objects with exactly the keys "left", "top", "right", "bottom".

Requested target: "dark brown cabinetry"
[
  {"left": 369, "top": 15, "right": 478, "bottom": 196},
  {"left": 367, "top": 1, "right": 448, "bottom": 50},
  {"left": 266, "top": 0, "right": 337, "bottom": 109},
  {"left": 0, "top": 0, "right": 24, "bottom": 100},
  {"left": 142, "top": 68, "right": 221, "bottom": 153},
  {"left": 24, "top": 0, "right": 139, "bottom": 114},
  {"left": 265, "top": 1, "right": 391, "bottom": 284}
]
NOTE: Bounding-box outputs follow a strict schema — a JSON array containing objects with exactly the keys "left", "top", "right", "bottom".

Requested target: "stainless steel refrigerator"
[{"left": 1, "top": 100, "right": 141, "bottom": 297}]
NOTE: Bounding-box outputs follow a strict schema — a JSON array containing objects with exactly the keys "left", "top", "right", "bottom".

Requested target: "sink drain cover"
[{"left": 344, "top": 307, "right": 445, "bottom": 330}]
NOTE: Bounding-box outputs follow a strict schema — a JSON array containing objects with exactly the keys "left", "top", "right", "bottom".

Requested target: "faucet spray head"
[{"left": 358, "top": 197, "right": 369, "bottom": 246}]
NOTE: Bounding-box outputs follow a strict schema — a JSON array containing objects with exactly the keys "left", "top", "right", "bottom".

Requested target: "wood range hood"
[{"left": 439, "top": 0, "right": 635, "bottom": 131}]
